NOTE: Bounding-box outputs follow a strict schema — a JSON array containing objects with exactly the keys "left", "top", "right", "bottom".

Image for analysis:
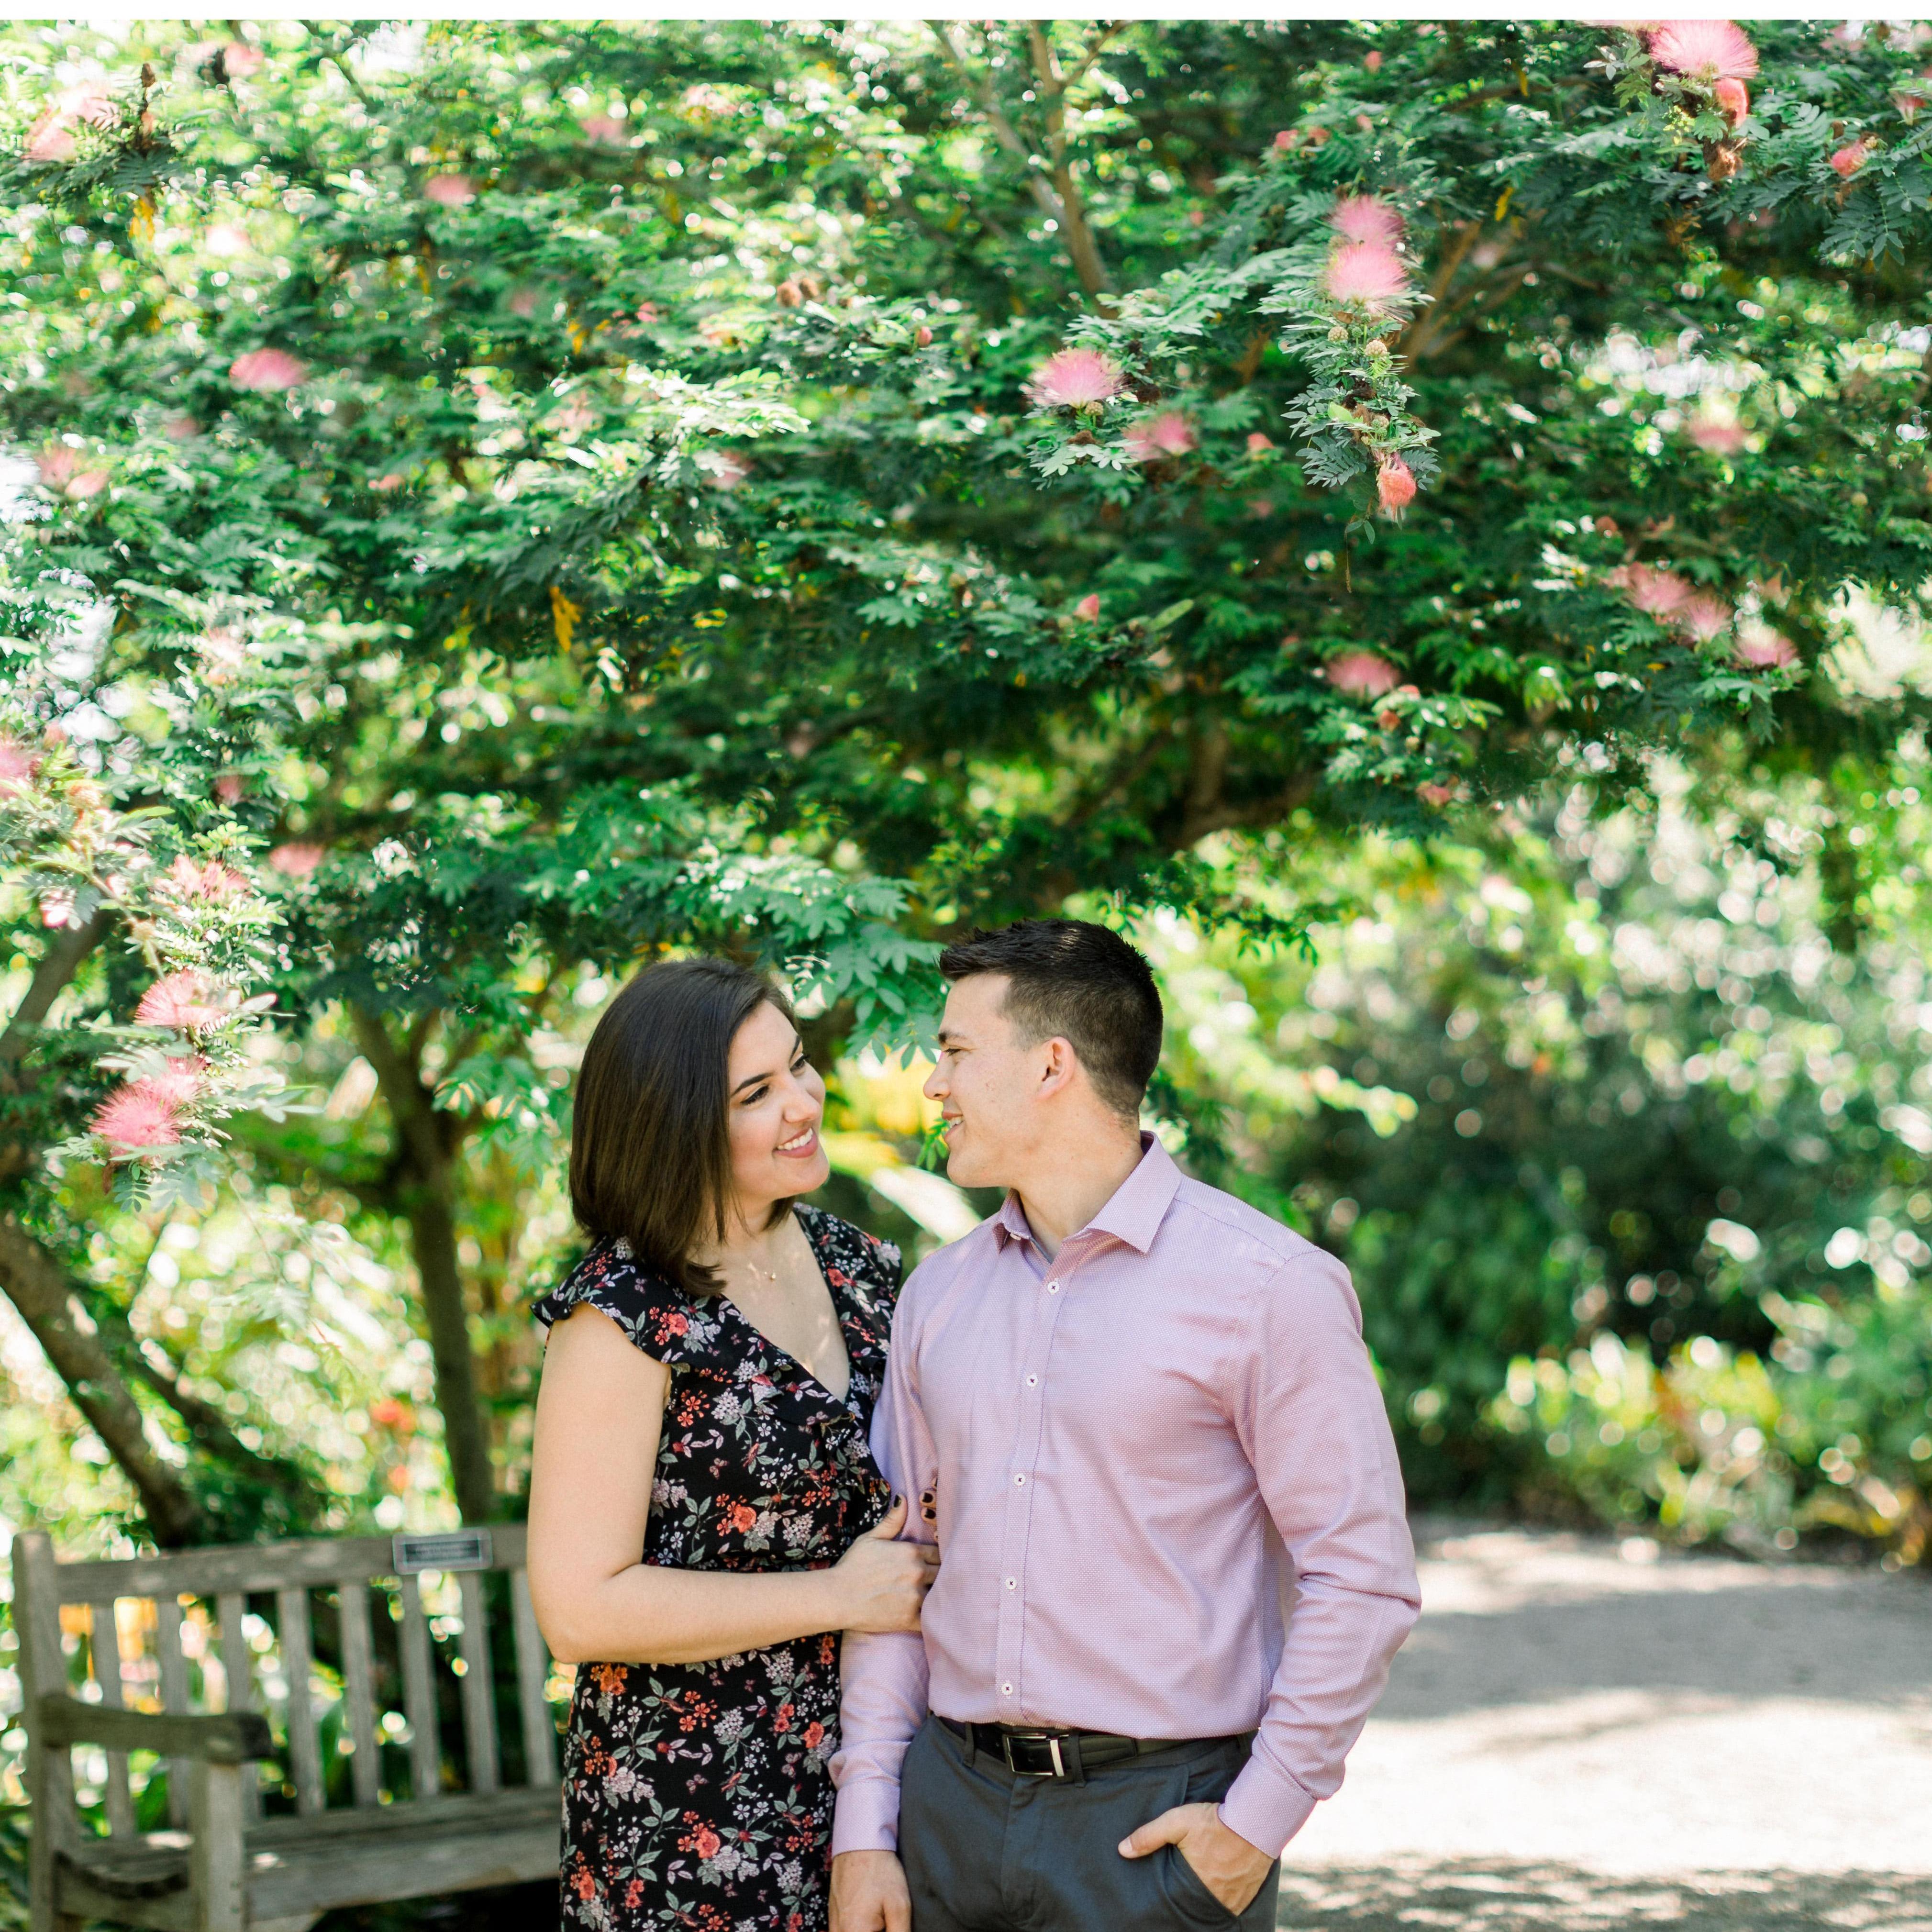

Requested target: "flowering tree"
[{"left": 4, "top": 16, "right": 1931, "bottom": 1540}]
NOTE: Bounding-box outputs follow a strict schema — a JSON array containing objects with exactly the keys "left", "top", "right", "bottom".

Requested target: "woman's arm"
[{"left": 527, "top": 1305, "right": 934, "bottom": 1666}]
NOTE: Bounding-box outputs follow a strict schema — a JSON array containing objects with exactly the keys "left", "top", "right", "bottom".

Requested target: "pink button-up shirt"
[{"left": 830, "top": 1136, "right": 1420, "bottom": 1859}]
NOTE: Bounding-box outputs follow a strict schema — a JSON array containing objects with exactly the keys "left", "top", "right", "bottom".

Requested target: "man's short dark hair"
[{"left": 938, "top": 919, "right": 1163, "bottom": 1119}]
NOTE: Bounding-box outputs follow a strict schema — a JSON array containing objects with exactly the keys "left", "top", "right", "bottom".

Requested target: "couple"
[{"left": 527, "top": 920, "right": 1420, "bottom": 1932}]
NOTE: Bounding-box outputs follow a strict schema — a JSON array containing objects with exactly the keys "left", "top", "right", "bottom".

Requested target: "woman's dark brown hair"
[{"left": 569, "top": 957, "right": 798, "bottom": 1296}]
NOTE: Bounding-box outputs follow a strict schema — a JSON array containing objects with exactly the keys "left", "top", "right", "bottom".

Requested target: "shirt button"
[
  {"left": 1025, "top": 1376, "right": 1037, "bottom": 1387},
  {"left": 1014, "top": 1474, "right": 1026, "bottom": 1486},
  {"left": 1047, "top": 1281, "right": 1059, "bottom": 1293},
  {"left": 1001, "top": 1684, "right": 1014, "bottom": 1696},
  {"left": 1005, "top": 1577, "right": 1016, "bottom": 1589}
]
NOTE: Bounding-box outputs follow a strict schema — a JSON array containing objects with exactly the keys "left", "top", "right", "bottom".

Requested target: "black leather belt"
[{"left": 937, "top": 1715, "right": 1222, "bottom": 1781}]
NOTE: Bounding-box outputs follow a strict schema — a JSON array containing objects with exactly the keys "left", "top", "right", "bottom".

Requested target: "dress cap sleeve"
[{"left": 531, "top": 1236, "right": 711, "bottom": 1367}]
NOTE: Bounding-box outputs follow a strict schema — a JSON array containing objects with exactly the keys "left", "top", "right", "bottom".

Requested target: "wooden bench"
[{"left": 12, "top": 1523, "right": 566, "bottom": 1932}]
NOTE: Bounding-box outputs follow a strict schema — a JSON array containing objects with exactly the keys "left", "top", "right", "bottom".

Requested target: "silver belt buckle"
[{"left": 1001, "top": 1730, "right": 1065, "bottom": 1777}]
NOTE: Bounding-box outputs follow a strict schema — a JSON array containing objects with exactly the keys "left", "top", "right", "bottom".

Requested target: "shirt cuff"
[
  {"left": 1217, "top": 1752, "right": 1318, "bottom": 1859},
  {"left": 830, "top": 1777, "right": 901, "bottom": 1858}
]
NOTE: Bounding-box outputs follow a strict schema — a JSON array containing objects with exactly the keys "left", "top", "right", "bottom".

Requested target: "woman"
[{"left": 528, "top": 957, "right": 935, "bottom": 1932}]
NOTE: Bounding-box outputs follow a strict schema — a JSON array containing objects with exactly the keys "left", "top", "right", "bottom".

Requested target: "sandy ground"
[{"left": 1277, "top": 1520, "right": 1932, "bottom": 1931}]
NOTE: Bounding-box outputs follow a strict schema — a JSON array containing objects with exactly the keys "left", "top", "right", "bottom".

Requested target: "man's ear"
[{"left": 1035, "top": 1035, "right": 1080, "bottom": 1099}]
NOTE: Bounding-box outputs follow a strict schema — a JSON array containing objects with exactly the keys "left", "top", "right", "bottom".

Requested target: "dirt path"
[{"left": 1279, "top": 1520, "right": 1932, "bottom": 1929}]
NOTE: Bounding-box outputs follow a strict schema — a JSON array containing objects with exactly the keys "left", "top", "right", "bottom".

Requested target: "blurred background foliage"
[{"left": 5, "top": 13, "right": 1932, "bottom": 1861}]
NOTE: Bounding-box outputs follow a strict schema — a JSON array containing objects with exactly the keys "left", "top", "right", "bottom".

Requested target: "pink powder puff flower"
[
  {"left": 1246, "top": 433, "right": 1277, "bottom": 455},
  {"left": 1712, "top": 77, "right": 1750, "bottom": 122},
  {"left": 1676, "top": 593, "right": 1732, "bottom": 642},
  {"left": 1324, "top": 651, "right": 1400, "bottom": 697},
  {"left": 1419, "top": 780, "right": 1460, "bottom": 807},
  {"left": 1074, "top": 594, "right": 1101, "bottom": 620},
  {"left": 91, "top": 1082, "right": 183, "bottom": 1155},
  {"left": 1324, "top": 240, "right": 1409, "bottom": 310},
  {"left": 1830, "top": 142, "right": 1869, "bottom": 178},
  {"left": 1273, "top": 130, "right": 1299, "bottom": 151},
  {"left": 370, "top": 472, "right": 405, "bottom": 493},
  {"left": 0, "top": 740, "right": 40, "bottom": 793},
  {"left": 1734, "top": 623, "right": 1798, "bottom": 669},
  {"left": 1647, "top": 20, "right": 1758, "bottom": 80},
  {"left": 508, "top": 288, "right": 543, "bottom": 318},
  {"left": 1122, "top": 411, "right": 1198, "bottom": 462},
  {"left": 36, "top": 446, "right": 80, "bottom": 489},
  {"left": 634, "top": 302, "right": 661, "bottom": 324},
  {"left": 580, "top": 115, "right": 628, "bottom": 145},
  {"left": 424, "top": 173, "right": 475, "bottom": 207},
  {"left": 214, "top": 775, "right": 245, "bottom": 804},
  {"left": 1621, "top": 564, "right": 1692, "bottom": 616},
  {"left": 1689, "top": 417, "right": 1746, "bottom": 454},
  {"left": 137, "top": 970, "right": 228, "bottom": 1033},
  {"left": 163, "top": 414, "right": 201, "bottom": 441},
  {"left": 24, "top": 85, "right": 114, "bottom": 164},
  {"left": 1377, "top": 455, "right": 1418, "bottom": 514},
  {"left": 222, "top": 41, "right": 265, "bottom": 78},
  {"left": 230, "top": 348, "right": 306, "bottom": 392},
  {"left": 165, "top": 855, "right": 249, "bottom": 901},
  {"left": 268, "top": 842, "right": 326, "bottom": 877},
  {"left": 67, "top": 468, "right": 109, "bottom": 499},
  {"left": 40, "top": 889, "right": 79, "bottom": 931},
  {"left": 141, "top": 1058, "right": 208, "bottom": 1106},
  {"left": 1026, "top": 346, "right": 1124, "bottom": 410},
  {"left": 1331, "top": 195, "right": 1403, "bottom": 246}
]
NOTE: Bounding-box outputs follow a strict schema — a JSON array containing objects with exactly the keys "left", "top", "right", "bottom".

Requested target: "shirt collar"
[{"left": 992, "top": 1133, "right": 1181, "bottom": 1257}]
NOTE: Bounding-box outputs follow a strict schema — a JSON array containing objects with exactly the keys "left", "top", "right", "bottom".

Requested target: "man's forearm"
[{"left": 831, "top": 1626, "right": 929, "bottom": 1855}]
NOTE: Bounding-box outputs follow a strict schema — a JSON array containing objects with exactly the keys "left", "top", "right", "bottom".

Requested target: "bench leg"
[{"left": 189, "top": 1760, "right": 246, "bottom": 1932}]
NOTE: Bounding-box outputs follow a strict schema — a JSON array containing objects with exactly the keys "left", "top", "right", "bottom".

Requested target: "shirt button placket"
[{"left": 995, "top": 1249, "right": 1076, "bottom": 1720}]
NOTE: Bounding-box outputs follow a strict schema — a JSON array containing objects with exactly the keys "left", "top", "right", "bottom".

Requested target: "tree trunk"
[
  {"left": 349, "top": 1004, "right": 497, "bottom": 1525},
  {"left": 0, "top": 1215, "right": 208, "bottom": 1547}
]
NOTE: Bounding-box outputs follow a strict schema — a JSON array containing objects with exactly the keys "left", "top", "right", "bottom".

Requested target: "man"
[{"left": 829, "top": 919, "right": 1420, "bottom": 1932}]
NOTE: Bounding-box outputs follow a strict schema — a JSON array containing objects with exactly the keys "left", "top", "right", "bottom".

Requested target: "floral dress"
[{"left": 532, "top": 1207, "right": 901, "bottom": 1932}]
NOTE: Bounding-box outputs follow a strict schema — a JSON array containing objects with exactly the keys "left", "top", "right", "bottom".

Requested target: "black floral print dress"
[{"left": 532, "top": 1207, "right": 901, "bottom": 1932}]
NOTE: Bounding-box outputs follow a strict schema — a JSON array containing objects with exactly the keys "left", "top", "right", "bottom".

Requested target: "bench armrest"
[{"left": 37, "top": 1694, "right": 274, "bottom": 1764}]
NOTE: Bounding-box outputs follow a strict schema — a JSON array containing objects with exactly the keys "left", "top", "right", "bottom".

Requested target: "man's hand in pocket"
[{"left": 1118, "top": 1802, "right": 1275, "bottom": 1915}]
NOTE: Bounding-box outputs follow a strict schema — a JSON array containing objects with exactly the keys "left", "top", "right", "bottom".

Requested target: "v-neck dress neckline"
[{"left": 713, "top": 1206, "right": 862, "bottom": 1410}]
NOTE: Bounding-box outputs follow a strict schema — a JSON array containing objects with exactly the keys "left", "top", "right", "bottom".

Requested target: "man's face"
[{"left": 922, "top": 974, "right": 1040, "bottom": 1191}]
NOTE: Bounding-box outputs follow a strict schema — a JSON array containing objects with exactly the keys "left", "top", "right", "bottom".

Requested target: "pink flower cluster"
[
  {"left": 163, "top": 855, "right": 249, "bottom": 901},
  {"left": 36, "top": 445, "right": 110, "bottom": 500},
  {"left": 136, "top": 969, "right": 229, "bottom": 1033},
  {"left": 1027, "top": 347, "right": 1123, "bottom": 410},
  {"left": 1322, "top": 194, "right": 1409, "bottom": 313},
  {"left": 1607, "top": 563, "right": 1796, "bottom": 668},
  {"left": 1645, "top": 22, "right": 1759, "bottom": 125},
  {"left": 230, "top": 348, "right": 306, "bottom": 392},
  {"left": 1122, "top": 411, "right": 1197, "bottom": 463},
  {"left": 24, "top": 84, "right": 114, "bottom": 164}
]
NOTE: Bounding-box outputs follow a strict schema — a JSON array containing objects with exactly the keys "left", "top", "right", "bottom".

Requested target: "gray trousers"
[{"left": 897, "top": 1716, "right": 1281, "bottom": 1932}]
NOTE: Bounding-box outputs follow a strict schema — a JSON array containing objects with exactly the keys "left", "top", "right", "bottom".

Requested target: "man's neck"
[{"left": 1010, "top": 1127, "right": 1146, "bottom": 1260}]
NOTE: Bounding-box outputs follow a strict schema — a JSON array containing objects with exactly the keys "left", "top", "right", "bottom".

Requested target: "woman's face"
[{"left": 723, "top": 999, "right": 830, "bottom": 1223}]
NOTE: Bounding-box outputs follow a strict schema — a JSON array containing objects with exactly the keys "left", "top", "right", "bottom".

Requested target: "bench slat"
[
  {"left": 154, "top": 1594, "right": 190, "bottom": 1830},
  {"left": 88, "top": 1600, "right": 137, "bottom": 1838},
  {"left": 275, "top": 1588, "right": 324, "bottom": 1816},
  {"left": 455, "top": 1571, "right": 499, "bottom": 1794},
  {"left": 50, "top": 1523, "right": 528, "bottom": 1603},
  {"left": 509, "top": 1567, "right": 557, "bottom": 1787},
  {"left": 216, "top": 1591, "right": 261, "bottom": 1821},
  {"left": 339, "top": 1581, "right": 381, "bottom": 1806},
  {"left": 399, "top": 1574, "right": 441, "bottom": 1805}
]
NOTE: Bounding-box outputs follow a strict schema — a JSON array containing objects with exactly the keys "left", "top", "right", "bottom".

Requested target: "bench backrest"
[{"left": 12, "top": 1523, "right": 562, "bottom": 1842}]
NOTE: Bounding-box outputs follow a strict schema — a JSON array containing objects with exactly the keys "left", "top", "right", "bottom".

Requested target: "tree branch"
[{"left": 0, "top": 1216, "right": 206, "bottom": 1547}]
